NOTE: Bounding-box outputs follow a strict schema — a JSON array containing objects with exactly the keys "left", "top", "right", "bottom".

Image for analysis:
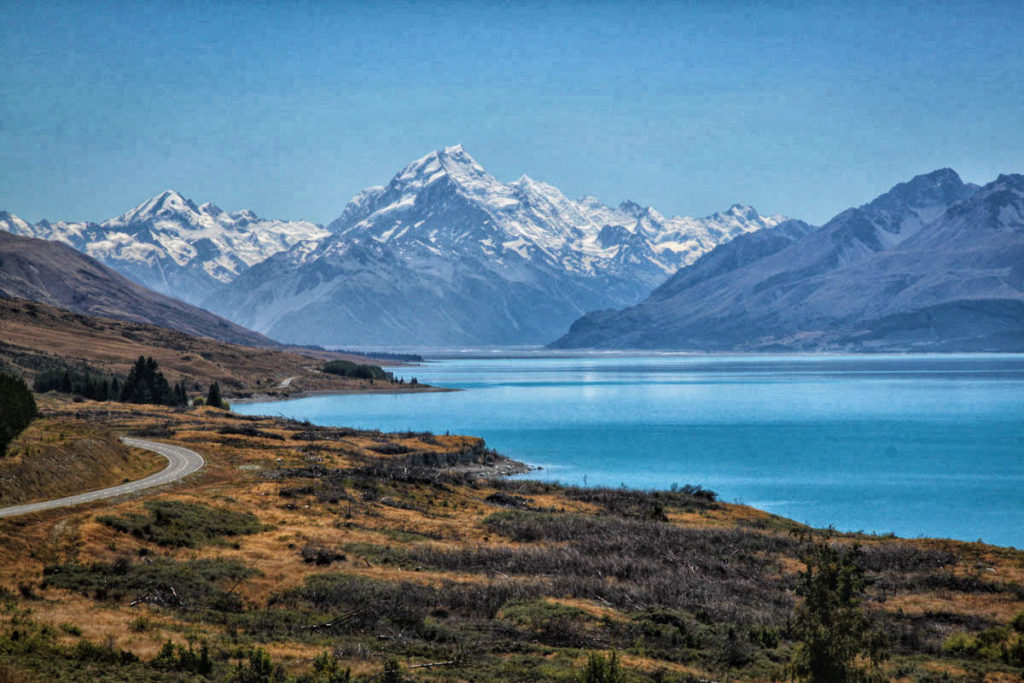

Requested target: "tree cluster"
[
  {"left": 321, "top": 360, "right": 392, "bottom": 382},
  {"left": 120, "top": 356, "right": 188, "bottom": 407},
  {"left": 34, "top": 366, "right": 122, "bottom": 401},
  {"left": 0, "top": 373, "right": 38, "bottom": 456}
]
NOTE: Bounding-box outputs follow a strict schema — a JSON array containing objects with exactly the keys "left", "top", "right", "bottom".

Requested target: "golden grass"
[
  {"left": 0, "top": 398, "right": 1022, "bottom": 682},
  {"left": 0, "top": 418, "right": 164, "bottom": 506}
]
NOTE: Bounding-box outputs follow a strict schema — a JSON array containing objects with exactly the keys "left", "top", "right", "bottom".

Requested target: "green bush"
[
  {"left": 43, "top": 557, "right": 257, "bottom": 612},
  {"left": 942, "top": 625, "right": 1024, "bottom": 665},
  {"left": 381, "top": 658, "right": 403, "bottom": 683},
  {"left": 786, "top": 536, "right": 888, "bottom": 682},
  {"left": 576, "top": 651, "right": 625, "bottom": 683},
  {"left": 0, "top": 373, "right": 37, "bottom": 456},
  {"left": 151, "top": 639, "right": 213, "bottom": 675},
  {"left": 233, "top": 647, "right": 286, "bottom": 682},
  {"left": 99, "top": 500, "right": 263, "bottom": 547},
  {"left": 309, "top": 651, "right": 351, "bottom": 683}
]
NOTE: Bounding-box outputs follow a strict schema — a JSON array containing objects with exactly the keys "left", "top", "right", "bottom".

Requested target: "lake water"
[{"left": 234, "top": 355, "right": 1024, "bottom": 548}]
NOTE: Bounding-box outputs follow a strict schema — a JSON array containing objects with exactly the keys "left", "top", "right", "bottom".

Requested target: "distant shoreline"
[{"left": 229, "top": 383, "right": 458, "bottom": 405}]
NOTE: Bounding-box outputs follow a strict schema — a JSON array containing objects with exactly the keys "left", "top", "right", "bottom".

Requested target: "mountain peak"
[
  {"left": 439, "top": 143, "right": 467, "bottom": 157},
  {"left": 114, "top": 189, "right": 200, "bottom": 225},
  {"left": 617, "top": 200, "right": 645, "bottom": 218},
  {"left": 725, "top": 203, "right": 757, "bottom": 218},
  {"left": 994, "top": 173, "right": 1024, "bottom": 189},
  {"left": 153, "top": 189, "right": 195, "bottom": 210},
  {"left": 867, "top": 168, "right": 972, "bottom": 214},
  {"left": 387, "top": 145, "right": 498, "bottom": 200},
  {"left": 198, "top": 202, "right": 223, "bottom": 217}
]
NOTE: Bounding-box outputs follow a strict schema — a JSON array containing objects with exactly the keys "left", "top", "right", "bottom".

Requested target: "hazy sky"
[{"left": 2, "top": 0, "right": 1022, "bottom": 225}]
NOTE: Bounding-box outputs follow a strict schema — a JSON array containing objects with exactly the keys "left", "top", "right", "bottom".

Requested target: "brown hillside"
[
  {"left": 0, "top": 230, "right": 273, "bottom": 347},
  {"left": 0, "top": 296, "right": 434, "bottom": 398}
]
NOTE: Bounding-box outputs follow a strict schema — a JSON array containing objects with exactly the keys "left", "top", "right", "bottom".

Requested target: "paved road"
[{"left": 0, "top": 437, "right": 205, "bottom": 519}]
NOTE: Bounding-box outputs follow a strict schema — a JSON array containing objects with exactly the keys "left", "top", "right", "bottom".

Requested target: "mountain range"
[
  {"left": 0, "top": 194, "right": 326, "bottom": 305},
  {"left": 552, "top": 169, "right": 1024, "bottom": 351},
  {"left": 2, "top": 146, "right": 783, "bottom": 346}
]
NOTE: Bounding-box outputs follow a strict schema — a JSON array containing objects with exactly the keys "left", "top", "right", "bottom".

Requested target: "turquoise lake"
[{"left": 234, "top": 354, "right": 1024, "bottom": 548}]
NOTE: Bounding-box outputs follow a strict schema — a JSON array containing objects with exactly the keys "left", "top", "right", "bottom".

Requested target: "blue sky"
[{"left": 2, "top": 0, "right": 1022, "bottom": 225}]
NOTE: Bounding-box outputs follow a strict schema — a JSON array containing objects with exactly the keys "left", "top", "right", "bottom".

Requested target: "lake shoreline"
[
  {"left": 233, "top": 354, "right": 1024, "bottom": 549},
  {"left": 229, "top": 383, "right": 459, "bottom": 405}
]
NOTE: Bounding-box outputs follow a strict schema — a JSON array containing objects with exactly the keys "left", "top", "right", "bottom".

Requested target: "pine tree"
[
  {"left": 0, "top": 373, "right": 38, "bottom": 457},
  {"left": 120, "top": 356, "right": 177, "bottom": 406},
  {"left": 207, "top": 382, "right": 223, "bottom": 409},
  {"left": 172, "top": 381, "right": 188, "bottom": 407}
]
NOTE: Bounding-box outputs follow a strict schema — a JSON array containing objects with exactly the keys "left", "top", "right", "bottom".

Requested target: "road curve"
[{"left": 0, "top": 437, "right": 205, "bottom": 519}]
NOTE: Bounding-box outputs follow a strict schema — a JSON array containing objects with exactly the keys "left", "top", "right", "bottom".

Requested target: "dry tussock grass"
[{"left": 0, "top": 398, "right": 1022, "bottom": 681}]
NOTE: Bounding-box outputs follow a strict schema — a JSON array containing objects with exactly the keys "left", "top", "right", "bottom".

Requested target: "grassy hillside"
[
  {"left": 0, "top": 297, "right": 434, "bottom": 399},
  {"left": 0, "top": 417, "right": 164, "bottom": 506},
  {"left": 0, "top": 398, "right": 1021, "bottom": 681}
]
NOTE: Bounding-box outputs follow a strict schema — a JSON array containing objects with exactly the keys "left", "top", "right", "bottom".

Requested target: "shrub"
[
  {"left": 42, "top": 557, "right": 256, "bottom": 612},
  {"left": 98, "top": 500, "right": 263, "bottom": 547},
  {"left": 942, "top": 625, "right": 1024, "bottom": 664},
  {"left": 233, "top": 647, "right": 285, "bottom": 682},
  {"left": 281, "top": 573, "right": 430, "bottom": 633},
  {"left": 0, "top": 373, "right": 37, "bottom": 456},
  {"left": 576, "top": 651, "right": 625, "bottom": 683},
  {"left": 310, "top": 651, "right": 351, "bottom": 682},
  {"left": 786, "top": 536, "right": 888, "bottom": 682},
  {"left": 501, "top": 599, "right": 592, "bottom": 647},
  {"left": 381, "top": 658, "right": 403, "bottom": 683},
  {"left": 151, "top": 639, "right": 213, "bottom": 675},
  {"left": 300, "top": 545, "right": 346, "bottom": 566}
]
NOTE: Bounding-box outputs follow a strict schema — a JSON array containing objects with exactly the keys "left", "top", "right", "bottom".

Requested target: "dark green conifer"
[
  {"left": 207, "top": 382, "right": 223, "bottom": 409},
  {"left": 0, "top": 373, "right": 38, "bottom": 456}
]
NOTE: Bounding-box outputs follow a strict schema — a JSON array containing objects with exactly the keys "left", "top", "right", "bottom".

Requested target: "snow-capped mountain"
[
  {"left": 1, "top": 192, "right": 328, "bottom": 304},
  {"left": 327, "top": 145, "right": 784, "bottom": 280},
  {"left": 208, "top": 145, "right": 785, "bottom": 345},
  {"left": 552, "top": 168, "right": 1024, "bottom": 351}
]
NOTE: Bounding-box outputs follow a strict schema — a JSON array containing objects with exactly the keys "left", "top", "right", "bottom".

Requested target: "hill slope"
[
  {"left": 0, "top": 231, "right": 275, "bottom": 347},
  {"left": 0, "top": 296, "right": 421, "bottom": 398},
  {"left": 552, "top": 169, "right": 1024, "bottom": 351}
]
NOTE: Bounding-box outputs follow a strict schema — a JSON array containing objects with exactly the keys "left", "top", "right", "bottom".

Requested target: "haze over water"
[{"left": 235, "top": 355, "right": 1024, "bottom": 548}]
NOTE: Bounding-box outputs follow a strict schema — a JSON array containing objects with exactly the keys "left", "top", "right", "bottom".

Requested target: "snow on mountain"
[
  {"left": 328, "top": 145, "right": 785, "bottom": 281},
  {"left": 0, "top": 211, "right": 35, "bottom": 237},
  {"left": 209, "top": 145, "right": 786, "bottom": 346},
  {"left": 2, "top": 191, "right": 328, "bottom": 305},
  {"left": 552, "top": 168, "right": 1023, "bottom": 352}
]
